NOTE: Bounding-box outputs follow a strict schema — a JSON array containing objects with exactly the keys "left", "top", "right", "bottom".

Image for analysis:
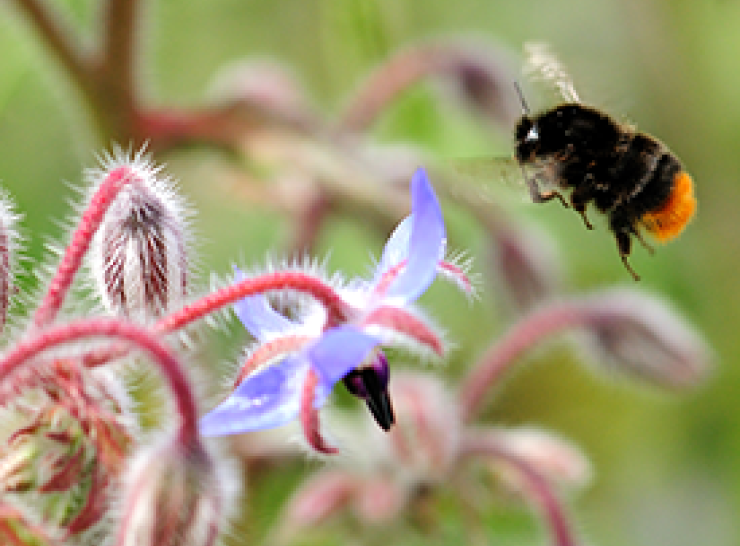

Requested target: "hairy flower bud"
[
  {"left": 386, "top": 373, "right": 462, "bottom": 479},
  {"left": 0, "top": 361, "right": 136, "bottom": 537},
  {"left": 581, "top": 289, "right": 711, "bottom": 388},
  {"left": 209, "top": 59, "right": 313, "bottom": 124},
  {"left": 116, "top": 438, "right": 226, "bottom": 546},
  {"left": 88, "top": 149, "right": 191, "bottom": 321},
  {"left": 438, "top": 41, "right": 521, "bottom": 129},
  {"left": 481, "top": 427, "right": 593, "bottom": 491},
  {"left": 284, "top": 470, "right": 358, "bottom": 527},
  {"left": 488, "top": 223, "right": 560, "bottom": 313}
]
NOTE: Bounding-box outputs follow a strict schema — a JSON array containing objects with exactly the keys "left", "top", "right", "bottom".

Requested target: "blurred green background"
[{"left": 0, "top": 1, "right": 738, "bottom": 545}]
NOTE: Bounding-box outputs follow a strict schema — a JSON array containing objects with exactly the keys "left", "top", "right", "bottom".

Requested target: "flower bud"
[
  {"left": 353, "top": 478, "right": 405, "bottom": 524},
  {"left": 116, "top": 438, "right": 226, "bottom": 546},
  {"left": 88, "top": 149, "right": 191, "bottom": 321},
  {"left": 284, "top": 470, "right": 358, "bottom": 527},
  {"left": 386, "top": 372, "right": 462, "bottom": 478},
  {"left": 209, "top": 59, "right": 312, "bottom": 124},
  {"left": 438, "top": 41, "right": 521, "bottom": 129},
  {"left": 482, "top": 426, "right": 592, "bottom": 491},
  {"left": 488, "top": 223, "right": 560, "bottom": 313},
  {"left": 581, "top": 289, "right": 711, "bottom": 388},
  {"left": 0, "top": 360, "right": 136, "bottom": 537}
]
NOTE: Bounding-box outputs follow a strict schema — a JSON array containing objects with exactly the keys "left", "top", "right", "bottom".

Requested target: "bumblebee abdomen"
[
  {"left": 590, "top": 133, "right": 664, "bottom": 212},
  {"left": 640, "top": 170, "right": 696, "bottom": 242}
]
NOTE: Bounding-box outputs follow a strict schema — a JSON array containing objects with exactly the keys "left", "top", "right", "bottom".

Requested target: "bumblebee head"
[
  {"left": 512, "top": 82, "right": 540, "bottom": 162},
  {"left": 514, "top": 116, "right": 540, "bottom": 162}
]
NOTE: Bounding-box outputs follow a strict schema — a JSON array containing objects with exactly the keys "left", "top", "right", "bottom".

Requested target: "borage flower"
[{"left": 200, "top": 168, "right": 472, "bottom": 452}]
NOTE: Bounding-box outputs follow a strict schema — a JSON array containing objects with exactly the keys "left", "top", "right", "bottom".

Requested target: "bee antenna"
[{"left": 513, "top": 81, "right": 530, "bottom": 115}]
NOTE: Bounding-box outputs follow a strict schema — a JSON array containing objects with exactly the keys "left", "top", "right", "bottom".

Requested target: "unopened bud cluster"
[{"left": 0, "top": 149, "right": 230, "bottom": 545}]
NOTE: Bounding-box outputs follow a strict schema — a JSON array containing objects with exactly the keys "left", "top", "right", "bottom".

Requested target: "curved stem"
[
  {"left": 336, "top": 42, "right": 512, "bottom": 133},
  {"left": 0, "top": 318, "right": 200, "bottom": 448},
  {"left": 460, "top": 433, "right": 579, "bottom": 546},
  {"left": 299, "top": 368, "right": 337, "bottom": 455},
  {"left": 32, "top": 166, "right": 137, "bottom": 328},
  {"left": 337, "top": 45, "right": 447, "bottom": 132},
  {"left": 458, "top": 301, "right": 588, "bottom": 422},
  {"left": 81, "top": 271, "right": 347, "bottom": 369},
  {"left": 154, "top": 271, "right": 349, "bottom": 334}
]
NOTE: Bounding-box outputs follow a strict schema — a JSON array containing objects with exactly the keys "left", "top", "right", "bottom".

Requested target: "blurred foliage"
[{"left": 0, "top": 1, "right": 738, "bottom": 545}]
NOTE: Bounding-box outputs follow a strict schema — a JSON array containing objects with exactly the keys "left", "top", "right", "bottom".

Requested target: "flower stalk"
[
  {"left": 32, "top": 166, "right": 138, "bottom": 328},
  {"left": 0, "top": 319, "right": 200, "bottom": 448}
]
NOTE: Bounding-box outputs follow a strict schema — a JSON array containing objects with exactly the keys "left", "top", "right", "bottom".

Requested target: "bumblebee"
[{"left": 512, "top": 45, "right": 696, "bottom": 280}]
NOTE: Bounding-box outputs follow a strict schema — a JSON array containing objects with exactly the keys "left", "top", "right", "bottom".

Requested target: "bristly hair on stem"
[
  {"left": 32, "top": 148, "right": 149, "bottom": 329},
  {"left": 86, "top": 145, "right": 194, "bottom": 322}
]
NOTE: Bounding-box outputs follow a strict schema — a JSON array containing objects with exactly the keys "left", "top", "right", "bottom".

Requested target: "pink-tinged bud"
[
  {"left": 353, "top": 478, "right": 406, "bottom": 524},
  {"left": 0, "top": 190, "right": 20, "bottom": 335},
  {"left": 115, "top": 438, "right": 226, "bottom": 546},
  {"left": 435, "top": 41, "right": 521, "bottom": 130},
  {"left": 209, "top": 60, "right": 313, "bottom": 125},
  {"left": 0, "top": 360, "right": 136, "bottom": 537},
  {"left": 386, "top": 373, "right": 462, "bottom": 478},
  {"left": 488, "top": 223, "right": 561, "bottom": 313},
  {"left": 580, "top": 289, "right": 711, "bottom": 389},
  {"left": 479, "top": 427, "right": 593, "bottom": 491},
  {"left": 88, "top": 148, "right": 192, "bottom": 321},
  {"left": 284, "top": 470, "right": 358, "bottom": 527}
]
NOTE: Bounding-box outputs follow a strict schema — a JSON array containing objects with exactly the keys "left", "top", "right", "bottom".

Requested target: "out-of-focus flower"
[
  {"left": 459, "top": 288, "right": 711, "bottom": 422},
  {"left": 337, "top": 40, "right": 520, "bottom": 133},
  {"left": 276, "top": 284, "right": 710, "bottom": 543},
  {"left": 209, "top": 59, "right": 315, "bottom": 128},
  {"left": 487, "top": 222, "right": 561, "bottom": 313},
  {"left": 88, "top": 147, "right": 192, "bottom": 321},
  {"left": 279, "top": 371, "right": 589, "bottom": 546},
  {"left": 578, "top": 289, "right": 711, "bottom": 388},
  {"left": 115, "top": 438, "right": 226, "bottom": 546},
  {"left": 468, "top": 426, "right": 593, "bottom": 493},
  {"left": 200, "top": 168, "right": 472, "bottom": 444}
]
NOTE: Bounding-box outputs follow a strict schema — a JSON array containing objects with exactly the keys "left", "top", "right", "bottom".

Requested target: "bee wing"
[
  {"left": 523, "top": 42, "right": 581, "bottom": 104},
  {"left": 437, "top": 156, "right": 534, "bottom": 206}
]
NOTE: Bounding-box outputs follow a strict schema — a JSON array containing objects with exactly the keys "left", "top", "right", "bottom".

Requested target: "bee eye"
[{"left": 525, "top": 126, "right": 539, "bottom": 142}]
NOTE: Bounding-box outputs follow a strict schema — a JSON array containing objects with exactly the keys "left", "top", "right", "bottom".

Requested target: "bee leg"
[
  {"left": 570, "top": 186, "right": 594, "bottom": 229},
  {"left": 615, "top": 231, "right": 640, "bottom": 281},
  {"left": 522, "top": 167, "right": 570, "bottom": 208},
  {"left": 536, "top": 189, "right": 570, "bottom": 209},
  {"left": 634, "top": 229, "right": 655, "bottom": 255},
  {"left": 527, "top": 180, "right": 569, "bottom": 208},
  {"left": 576, "top": 208, "right": 594, "bottom": 230}
]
